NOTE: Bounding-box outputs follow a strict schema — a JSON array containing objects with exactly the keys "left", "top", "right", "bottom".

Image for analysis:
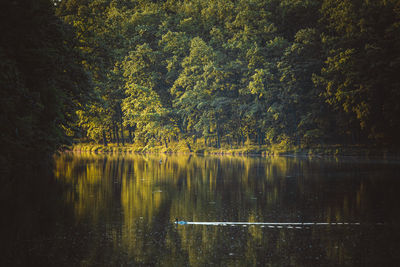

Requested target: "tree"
[
  {"left": 315, "top": 0, "right": 400, "bottom": 144},
  {"left": 0, "top": 0, "right": 90, "bottom": 171}
]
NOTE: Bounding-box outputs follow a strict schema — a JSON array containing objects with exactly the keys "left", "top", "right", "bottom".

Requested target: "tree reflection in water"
[{"left": 2, "top": 153, "right": 399, "bottom": 266}]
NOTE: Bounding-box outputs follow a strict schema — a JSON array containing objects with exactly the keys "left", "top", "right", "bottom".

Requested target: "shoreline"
[{"left": 66, "top": 143, "right": 399, "bottom": 158}]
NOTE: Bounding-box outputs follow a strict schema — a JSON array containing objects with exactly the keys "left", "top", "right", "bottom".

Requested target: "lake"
[{"left": 2, "top": 153, "right": 400, "bottom": 266}]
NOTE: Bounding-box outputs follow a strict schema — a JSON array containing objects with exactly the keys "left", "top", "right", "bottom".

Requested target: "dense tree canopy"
[
  {"left": 0, "top": 0, "right": 90, "bottom": 171},
  {"left": 2, "top": 0, "right": 399, "bottom": 165},
  {"left": 55, "top": 0, "right": 400, "bottom": 150}
]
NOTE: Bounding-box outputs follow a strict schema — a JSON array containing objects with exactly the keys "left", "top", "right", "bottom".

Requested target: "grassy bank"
[{"left": 69, "top": 141, "right": 397, "bottom": 157}]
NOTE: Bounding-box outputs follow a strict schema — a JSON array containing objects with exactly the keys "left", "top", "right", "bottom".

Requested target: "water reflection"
[
  {"left": 45, "top": 153, "right": 400, "bottom": 266},
  {"left": 2, "top": 153, "right": 399, "bottom": 266}
]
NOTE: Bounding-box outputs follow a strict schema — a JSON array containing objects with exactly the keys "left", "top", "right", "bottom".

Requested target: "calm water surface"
[{"left": 2, "top": 153, "right": 400, "bottom": 266}]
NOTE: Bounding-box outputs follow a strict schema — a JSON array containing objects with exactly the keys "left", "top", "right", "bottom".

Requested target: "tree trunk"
[
  {"left": 117, "top": 103, "right": 125, "bottom": 146},
  {"left": 112, "top": 125, "right": 116, "bottom": 143},
  {"left": 176, "top": 121, "right": 192, "bottom": 152},
  {"left": 115, "top": 124, "right": 120, "bottom": 146},
  {"left": 186, "top": 142, "right": 192, "bottom": 152},
  {"left": 128, "top": 127, "right": 133, "bottom": 143},
  {"left": 120, "top": 122, "right": 125, "bottom": 146},
  {"left": 217, "top": 131, "right": 221, "bottom": 149},
  {"left": 102, "top": 130, "right": 108, "bottom": 146}
]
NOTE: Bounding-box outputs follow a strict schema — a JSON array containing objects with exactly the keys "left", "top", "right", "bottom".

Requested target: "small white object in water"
[{"left": 176, "top": 221, "right": 364, "bottom": 228}]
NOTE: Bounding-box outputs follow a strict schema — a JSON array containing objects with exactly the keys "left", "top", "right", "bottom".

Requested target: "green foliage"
[
  {"left": 316, "top": 0, "right": 400, "bottom": 144},
  {"left": 53, "top": 0, "right": 399, "bottom": 151},
  {"left": 0, "top": 0, "right": 90, "bottom": 170}
]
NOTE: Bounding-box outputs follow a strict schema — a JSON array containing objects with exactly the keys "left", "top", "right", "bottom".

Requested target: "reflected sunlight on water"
[
  {"left": 48, "top": 153, "right": 400, "bottom": 266},
  {"left": 3, "top": 153, "right": 399, "bottom": 266}
]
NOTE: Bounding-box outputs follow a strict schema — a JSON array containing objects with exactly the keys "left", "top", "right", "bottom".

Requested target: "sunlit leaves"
[
  {"left": 55, "top": 0, "right": 400, "bottom": 148},
  {"left": 316, "top": 0, "right": 400, "bottom": 142}
]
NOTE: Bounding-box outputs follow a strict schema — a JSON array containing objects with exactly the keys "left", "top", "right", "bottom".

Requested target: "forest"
[{"left": 1, "top": 0, "right": 400, "bottom": 168}]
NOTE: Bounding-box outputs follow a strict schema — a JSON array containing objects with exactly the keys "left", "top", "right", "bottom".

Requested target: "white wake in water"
[{"left": 175, "top": 221, "right": 363, "bottom": 227}]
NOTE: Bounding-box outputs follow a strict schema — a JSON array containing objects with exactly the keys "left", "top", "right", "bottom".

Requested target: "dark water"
[{"left": 2, "top": 153, "right": 400, "bottom": 266}]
